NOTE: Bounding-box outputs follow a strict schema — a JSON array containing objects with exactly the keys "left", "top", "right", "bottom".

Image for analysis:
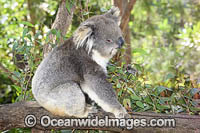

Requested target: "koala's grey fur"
[{"left": 32, "top": 7, "right": 128, "bottom": 118}]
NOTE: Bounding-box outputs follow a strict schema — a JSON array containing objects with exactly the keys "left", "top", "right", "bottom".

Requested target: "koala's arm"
[{"left": 81, "top": 69, "right": 127, "bottom": 118}]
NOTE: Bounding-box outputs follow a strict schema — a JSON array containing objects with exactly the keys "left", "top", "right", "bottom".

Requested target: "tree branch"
[{"left": 0, "top": 101, "right": 200, "bottom": 133}]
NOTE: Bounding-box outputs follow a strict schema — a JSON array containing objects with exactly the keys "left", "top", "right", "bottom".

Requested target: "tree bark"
[
  {"left": 43, "top": 0, "right": 76, "bottom": 57},
  {"left": 27, "top": 0, "right": 36, "bottom": 36},
  {"left": 113, "top": 0, "right": 137, "bottom": 65},
  {"left": 124, "top": 26, "right": 132, "bottom": 65},
  {"left": 0, "top": 101, "right": 200, "bottom": 133},
  {"left": 119, "top": 0, "right": 136, "bottom": 34}
]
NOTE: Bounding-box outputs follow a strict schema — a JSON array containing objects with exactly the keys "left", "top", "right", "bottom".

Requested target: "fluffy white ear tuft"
[
  {"left": 73, "top": 21, "right": 95, "bottom": 54},
  {"left": 109, "top": 6, "right": 121, "bottom": 18},
  {"left": 104, "top": 6, "right": 121, "bottom": 25}
]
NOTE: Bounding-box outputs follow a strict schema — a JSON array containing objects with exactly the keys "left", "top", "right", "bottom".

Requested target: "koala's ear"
[
  {"left": 104, "top": 6, "right": 121, "bottom": 25},
  {"left": 73, "top": 21, "right": 95, "bottom": 54}
]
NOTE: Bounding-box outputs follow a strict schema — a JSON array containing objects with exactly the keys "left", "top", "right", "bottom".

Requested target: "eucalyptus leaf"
[
  {"left": 131, "top": 94, "right": 141, "bottom": 101},
  {"left": 136, "top": 101, "right": 144, "bottom": 108}
]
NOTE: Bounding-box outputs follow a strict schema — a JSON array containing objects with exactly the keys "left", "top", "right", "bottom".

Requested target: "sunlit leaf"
[
  {"left": 136, "top": 101, "right": 144, "bottom": 108},
  {"left": 131, "top": 94, "right": 141, "bottom": 101},
  {"left": 132, "top": 48, "right": 148, "bottom": 55},
  {"left": 20, "top": 21, "right": 34, "bottom": 27},
  {"left": 12, "top": 85, "right": 21, "bottom": 93}
]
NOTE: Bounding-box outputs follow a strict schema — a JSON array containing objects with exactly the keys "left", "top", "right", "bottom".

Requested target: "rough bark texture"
[
  {"left": 119, "top": 0, "right": 137, "bottom": 34},
  {"left": 124, "top": 27, "right": 132, "bottom": 65},
  {"left": 0, "top": 101, "right": 200, "bottom": 133},
  {"left": 114, "top": 0, "right": 137, "bottom": 65},
  {"left": 43, "top": 0, "right": 76, "bottom": 57},
  {"left": 27, "top": 0, "right": 36, "bottom": 36}
]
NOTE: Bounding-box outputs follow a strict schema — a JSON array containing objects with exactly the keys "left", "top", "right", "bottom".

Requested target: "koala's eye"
[{"left": 106, "top": 39, "right": 113, "bottom": 43}]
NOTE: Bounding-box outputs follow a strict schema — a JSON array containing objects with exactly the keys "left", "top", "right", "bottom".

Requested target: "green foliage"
[
  {"left": 125, "top": 0, "right": 200, "bottom": 114},
  {"left": 107, "top": 63, "right": 200, "bottom": 114},
  {"left": 0, "top": 0, "right": 59, "bottom": 103},
  {"left": 9, "top": 23, "right": 66, "bottom": 102},
  {"left": 131, "top": 0, "right": 200, "bottom": 84}
]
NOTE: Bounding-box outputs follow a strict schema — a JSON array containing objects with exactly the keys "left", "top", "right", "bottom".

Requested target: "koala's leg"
[
  {"left": 34, "top": 81, "right": 95, "bottom": 118},
  {"left": 81, "top": 74, "right": 128, "bottom": 118}
]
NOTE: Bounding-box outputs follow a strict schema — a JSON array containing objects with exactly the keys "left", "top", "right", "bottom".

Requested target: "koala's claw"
[
  {"left": 86, "top": 104, "right": 98, "bottom": 116},
  {"left": 125, "top": 113, "right": 132, "bottom": 118},
  {"left": 114, "top": 107, "right": 131, "bottom": 119},
  {"left": 115, "top": 113, "right": 131, "bottom": 119},
  {"left": 88, "top": 113, "right": 96, "bottom": 118}
]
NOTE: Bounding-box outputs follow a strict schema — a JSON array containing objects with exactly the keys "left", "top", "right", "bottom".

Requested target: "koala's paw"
[
  {"left": 115, "top": 112, "right": 130, "bottom": 118},
  {"left": 114, "top": 108, "right": 131, "bottom": 119},
  {"left": 86, "top": 104, "right": 98, "bottom": 117}
]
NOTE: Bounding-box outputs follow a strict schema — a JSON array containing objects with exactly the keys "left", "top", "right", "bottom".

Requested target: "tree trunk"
[
  {"left": 113, "top": 0, "right": 137, "bottom": 65},
  {"left": 27, "top": 0, "right": 36, "bottom": 36},
  {"left": 43, "top": 0, "right": 76, "bottom": 57},
  {"left": 124, "top": 26, "right": 132, "bottom": 65}
]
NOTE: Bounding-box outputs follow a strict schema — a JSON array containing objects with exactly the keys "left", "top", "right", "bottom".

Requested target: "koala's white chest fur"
[{"left": 92, "top": 50, "right": 109, "bottom": 73}]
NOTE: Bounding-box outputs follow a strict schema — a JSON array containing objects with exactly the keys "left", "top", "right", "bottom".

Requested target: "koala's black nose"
[{"left": 117, "top": 37, "right": 124, "bottom": 48}]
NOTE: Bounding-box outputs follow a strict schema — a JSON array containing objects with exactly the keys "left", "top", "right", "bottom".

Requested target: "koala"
[{"left": 32, "top": 7, "right": 128, "bottom": 118}]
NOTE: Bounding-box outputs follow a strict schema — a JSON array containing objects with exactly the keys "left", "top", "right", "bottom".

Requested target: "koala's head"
[{"left": 73, "top": 7, "right": 124, "bottom": 60}]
